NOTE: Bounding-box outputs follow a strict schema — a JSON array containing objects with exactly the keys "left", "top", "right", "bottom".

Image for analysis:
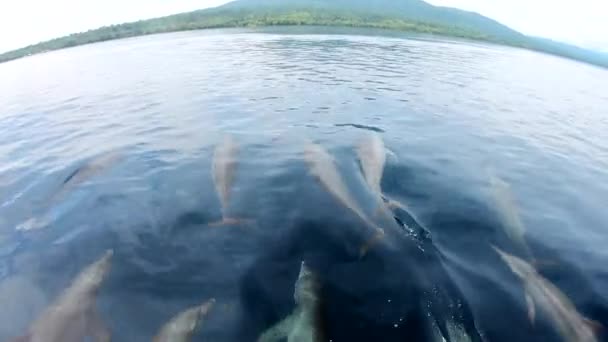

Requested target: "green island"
[{"left": 1, "top": 0, "right": 607, "bottom": 69}]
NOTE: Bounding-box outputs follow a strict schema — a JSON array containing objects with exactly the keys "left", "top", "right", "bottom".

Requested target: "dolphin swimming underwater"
[
  {"left": 209, "top": 136, "right": 250, "bottom": 227},
  {"left": 59, "top": 151, "right": 122, "bottom": 197},
  {"left": 489, "top": 174, "right": 533, "bottom": 260},
  {"left": 16, "top": 151, "right": 122, "bottom": 231},
  {"left": 153, "top": 299, "right": 216, "bottom": 342},
  {"left": 493, "top": 246, "right": 598, "bottom": 342},
  {"left": 355, "top": 133, "right": 420, "bottom": 232},
  {"left": 258, "top": 261, "right": 324, "bottom": 342},
  {"left": 11, "top": 250, "right": 113, "bottom": 342},
  {"left": 304, "top": 142, "right": 385, "bottom": 256},
  {"left": 357, "top": 132, "right": 386, "bottom": 197}
]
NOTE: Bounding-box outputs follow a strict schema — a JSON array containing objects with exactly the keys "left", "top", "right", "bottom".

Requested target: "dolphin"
[
  {"left": 304, "top": 142, "right": 384, "bottom": 256},
  {"left": 11, "top": 250, "right": 113, "bottom": 342},
  {"left": 58, "top": 151, "right": 122, "bottom": 197},
  {"left": 153, "top": 299, "right": 216, "bottom": 342},
  {"left": 489, "top": 175, "right": 533, "bottom": 260},
  {"left": 356, "top": 134, "right": 416, "bottom": 227},
  {"left": 16, "top": 151, "right": 122, "bottom": 231},
  {"left": 258, "top": 261, "right": 325, "bottom": 342},
  {"left": 357, "top": 132, "right": 386, "bottom": 197},
  {"left": 209, "top": 136, "right": 250, "bottom": 227},
  {"left": 493, "top": 246, "right": 598, "bottom": 342}
]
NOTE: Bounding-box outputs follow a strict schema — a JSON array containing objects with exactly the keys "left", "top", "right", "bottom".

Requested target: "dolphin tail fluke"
[
  {"left": 525, "top": 291, "right": 536, "bottom": 325},
  {"left": 208, "top": 217, "right": 255, "bottom": 227}
]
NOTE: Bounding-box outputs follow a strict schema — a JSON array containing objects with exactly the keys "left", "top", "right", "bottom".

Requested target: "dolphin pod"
[
  {"left": 303, "top": 141, "right": 385, "bottom": 256},
  {"left": 4, "top": 135, "right": 600, "bottom": 342},
  {"left": 8, "top": 250, "right": 215, "bottom": 342},
  {"left": 303, "top": 141, "right": 376, "bottom": 227}
]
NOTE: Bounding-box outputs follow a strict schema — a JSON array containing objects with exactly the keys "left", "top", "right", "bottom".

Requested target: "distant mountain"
[
  {"left": 530, "top": 37, "right": 608, "bottom": 67},
  {"left": 225, "top": 0, "right": 526, "bottom": 42},
  {"left": 1, "top": 0, "right": 607, "bottom": 69}
]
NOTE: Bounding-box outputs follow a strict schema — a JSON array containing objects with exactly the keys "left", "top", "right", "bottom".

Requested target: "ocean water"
[{"left": 0, "top": 28, "right": 607, "bottom": 341}]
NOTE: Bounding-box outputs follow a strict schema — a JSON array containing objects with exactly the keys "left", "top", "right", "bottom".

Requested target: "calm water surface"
[{"left": 0, "top": 28, "right": 607, "bottom": 341}]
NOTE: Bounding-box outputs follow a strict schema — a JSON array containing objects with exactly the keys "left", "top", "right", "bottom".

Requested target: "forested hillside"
[{"left": 1, "top": 0, "right": 606, "bottom": 68}]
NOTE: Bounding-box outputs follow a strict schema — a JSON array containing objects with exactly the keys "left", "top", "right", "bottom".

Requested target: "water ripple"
[{"left": 0, "top": 29, "right": 607, "bottom": 342}]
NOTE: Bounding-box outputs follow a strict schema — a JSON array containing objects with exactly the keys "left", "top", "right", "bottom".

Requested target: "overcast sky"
[
  {"left": 426, "top": 0, "right": 608, "bottom": 52},
  {"left": 0, "top": 0, "right": 606, "bottom": 54}
]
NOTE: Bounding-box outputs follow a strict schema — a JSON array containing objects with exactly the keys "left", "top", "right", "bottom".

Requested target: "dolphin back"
[
  {"left": 153, "top": 299, "right": 215, "bottom": 342},
  {"left": 357, "top": 133, "right": 386, "bottom": 195}
]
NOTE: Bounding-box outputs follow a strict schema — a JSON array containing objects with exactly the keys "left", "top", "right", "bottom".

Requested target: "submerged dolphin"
[
  {"left": 258, "top": 261, "right": 324, "bottom": 342},
  {"left": 357, "top": 132, "right": 386, "bottom": 197},
  {"left": 209, "top": 136, "right": 249, "bottom": 226},
  {"left": 493, "top": 246, "right": 598, "bottom": 342},
  {"left": 59, "top": 151, "right": 122, "bottom": 197},
  {"left": 153, "top": 299, "right": 216, "bottom": 342},
  {"left": 12, "top": 250, "right": 113, "bottom": 342},
  {"left": 304, "top": 142, "right": 384, "bottom": 255},
  {"left": 489, "top": 175, "right": 533, "bottom": 260},
  {"left": 17, "top": 151, "right": 122, "bottom": 231},
  {"left": 356, "top": 133, "right": 415, "bottom": 224}
]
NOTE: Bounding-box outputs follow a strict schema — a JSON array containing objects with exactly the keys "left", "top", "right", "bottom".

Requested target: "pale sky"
[
  {"left": 0, "top": 0, "right": 607, "bottom": 54},
  {"left": 0, "top": 0, "right": 233, "bottom": 53},
  {"left": 426, "top": 0, "right": 608, "bottom": 52}
]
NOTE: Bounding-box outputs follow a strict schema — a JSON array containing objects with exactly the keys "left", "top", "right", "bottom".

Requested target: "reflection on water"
[{"left": 0, "top": 28, "right": 607, "bottom": 341}]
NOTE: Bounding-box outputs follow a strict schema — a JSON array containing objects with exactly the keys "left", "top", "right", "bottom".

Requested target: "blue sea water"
[{"left": 0, "top": 28, "right": 607, "bottom": 341}]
